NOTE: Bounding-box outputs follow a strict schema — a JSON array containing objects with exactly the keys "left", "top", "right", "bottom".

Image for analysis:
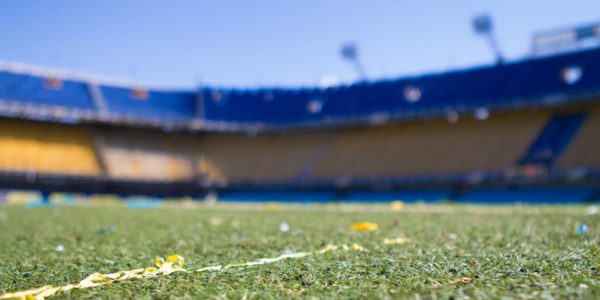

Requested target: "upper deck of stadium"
[{"left": 0, "top": 47, "right": 599, "bottom": 131}]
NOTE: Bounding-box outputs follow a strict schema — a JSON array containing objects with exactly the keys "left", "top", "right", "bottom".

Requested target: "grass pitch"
[{"left": 0, "top": 203, "right": 598, "bottom": 299}]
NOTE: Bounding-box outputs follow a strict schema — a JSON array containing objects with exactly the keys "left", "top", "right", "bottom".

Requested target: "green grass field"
[{"left": 0, "top": 203, "right": 598, "bottom": 299}]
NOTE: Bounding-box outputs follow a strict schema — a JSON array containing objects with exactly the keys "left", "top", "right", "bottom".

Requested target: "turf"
[{"left": 0, "top": 203, "right": 598, "bottom": 299}]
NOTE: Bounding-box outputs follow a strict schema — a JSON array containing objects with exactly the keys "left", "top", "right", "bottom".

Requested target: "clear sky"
[{"left": 0, "top": 1, "right": 598, "bottom": 88}]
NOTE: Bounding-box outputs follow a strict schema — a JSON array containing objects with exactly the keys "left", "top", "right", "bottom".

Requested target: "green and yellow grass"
[{"left": 0, "top": 202, "right": 598, "bottom": 299}]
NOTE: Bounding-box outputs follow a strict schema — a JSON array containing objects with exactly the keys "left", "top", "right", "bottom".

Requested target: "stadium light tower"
[
  {"left": 340, "top": 43, "right": 367, "bottom": 81},
  {"left": 472, "top": 14, "right": 505, "bottom": 64}
]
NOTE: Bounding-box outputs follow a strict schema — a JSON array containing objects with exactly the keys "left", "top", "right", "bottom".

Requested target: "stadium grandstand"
[{"left": 0, "top": 46, "right": 599, "bottom": 203}]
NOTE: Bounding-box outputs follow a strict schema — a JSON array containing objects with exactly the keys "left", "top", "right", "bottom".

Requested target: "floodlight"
[
  {"left": 473, "top": 15, "right": 493, "bottom": 35},
  {"left": 340, "top": 42, "right": 367, "bottom": 80},
  {"left": 472, "top": 14, "right": 504, "bottom": 64},
  {"left": 341, "top": 43, "right": 358, "bottom": 61}
]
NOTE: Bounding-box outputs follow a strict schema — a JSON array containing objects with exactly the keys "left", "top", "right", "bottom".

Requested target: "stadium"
[
  {"left": 1, "top": 36, "right": 600, "bottom": 202},
  {"left": 1, "top": 2, "right": 599, "bottom": 299}
]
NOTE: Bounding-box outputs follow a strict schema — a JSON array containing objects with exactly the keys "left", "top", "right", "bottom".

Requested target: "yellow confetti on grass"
[
  {"left": 383, "top": 237, "right": 411, "bottom": 245},
  {"left": 351, "top": 221, "right": 379, "bottom": 231},
  {"left": 449, "top": 277, "right": 475, "bottom": 284},
  {"left": 265, "top": 202, "right": 281, "bottom": 211},
  {"left": 209, "top": 217, "right": 223, "bottom": 226},
  {"left": 390, "top": 201, "right": 404, "bottom": 212},
  {"left": 0, "top": 255, "right": 185, "bottom": 300},
  {"left": 351, "top": 243, "right": 365, "bottom": 251},
  {"left": 1, "top": 242, "right": 381, "bottom": 300}
]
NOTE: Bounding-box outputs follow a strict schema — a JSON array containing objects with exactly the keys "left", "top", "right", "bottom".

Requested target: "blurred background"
[{"left": 0, "top": 0, "right": 599, "bottom": 204}]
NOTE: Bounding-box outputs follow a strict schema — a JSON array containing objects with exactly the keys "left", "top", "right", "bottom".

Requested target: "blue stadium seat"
[
  {"left": 218, "top": 190, "right": 338, "bottom": 203},
  {"left": 0, "top": 71, "right": 95, "bottom": 110},
  {"left": 202, "top": 47, "right": 600, "bottom": 124},
  {"left": 101, "top": 86, "right": 197, "bottom": 120},
  {"left": 344, "top": 190, "right": 452, "bottom": 203},
  {"left": 520, "top": 112, "right": 586, "bottom": 167},
  {"left": 458, "top": 187, "right": 597, "bottom": 204},
  {"left": 1, "top": 47, "right": 599, "bottom": 125}
]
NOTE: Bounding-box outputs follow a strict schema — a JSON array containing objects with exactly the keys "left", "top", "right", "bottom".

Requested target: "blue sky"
[{"left": 0, "top": 1, "right": 598, "bottom": 88}]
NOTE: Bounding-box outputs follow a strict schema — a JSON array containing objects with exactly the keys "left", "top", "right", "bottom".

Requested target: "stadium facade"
[{"left": 0, "top": 47, "right": 599, "bottom": 203}]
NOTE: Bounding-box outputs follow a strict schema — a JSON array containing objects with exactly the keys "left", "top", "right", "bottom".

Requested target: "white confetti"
[{"left": 279, "top": 221, "right": 290, "bottom": 233}]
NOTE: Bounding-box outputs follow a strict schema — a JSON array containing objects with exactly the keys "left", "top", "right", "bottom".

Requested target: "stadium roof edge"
[
  {"left": 0, "top": 46, "right": 599, "bottom": 93},
  {"left": 0, "top": 60, "right": 191, "bottom": 92}
]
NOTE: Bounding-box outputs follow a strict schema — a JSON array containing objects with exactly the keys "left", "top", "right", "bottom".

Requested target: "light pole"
[
  {"left": 472, "top": 14, "right": 504, "bottom": 64},
  {"left": 340, "top": 42, "right": 367, "bottom": 81}
]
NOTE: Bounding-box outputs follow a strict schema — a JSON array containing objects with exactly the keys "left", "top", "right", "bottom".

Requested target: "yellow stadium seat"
[
  {"left": 0, "top": 119, "right": 101, "bottom": 175},
  {"left": 97, "top": 128, "right": 196, "bottom": 181}
]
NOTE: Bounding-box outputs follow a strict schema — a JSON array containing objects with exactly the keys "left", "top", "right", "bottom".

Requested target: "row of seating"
[
  {"left": 96, "top": 128, "right": 197, "bottom": 181},
  {"left": 0, "top": 71, "right": 95, "bottom": 110},
  {"left": 310, "top": 112, "right": 549, "bottom": 179},
  {"left": 3, "top": 187, "right": 594, "bottom": 204},
  {"left": 0, "top": 107, "right": 597, "bottom": 182},
  {"left": 201, "top": 132, "right": 335, "bottom": 181},
  {"left": 99, "top": 86, "right": 197, "bottom": 120},
  {"left": 202, "top": 47, "right": 600, "bottom": 124},
  {"left": 217, "top": 187, "right": 596, "bottom": 204},
  {"left": 0, "top": 119, "right": 100, "bottom": 175},
  {"left": 1, "top": 48, "right": 599, "bottom": 127}
]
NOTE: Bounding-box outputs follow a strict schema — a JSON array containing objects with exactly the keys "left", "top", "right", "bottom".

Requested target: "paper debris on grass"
[
  {"left": 351, "top": 221, "right": 378, "bottom": 231},
  {"left": 383, "top": 237, "right": 411, "bottom": 245}
]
